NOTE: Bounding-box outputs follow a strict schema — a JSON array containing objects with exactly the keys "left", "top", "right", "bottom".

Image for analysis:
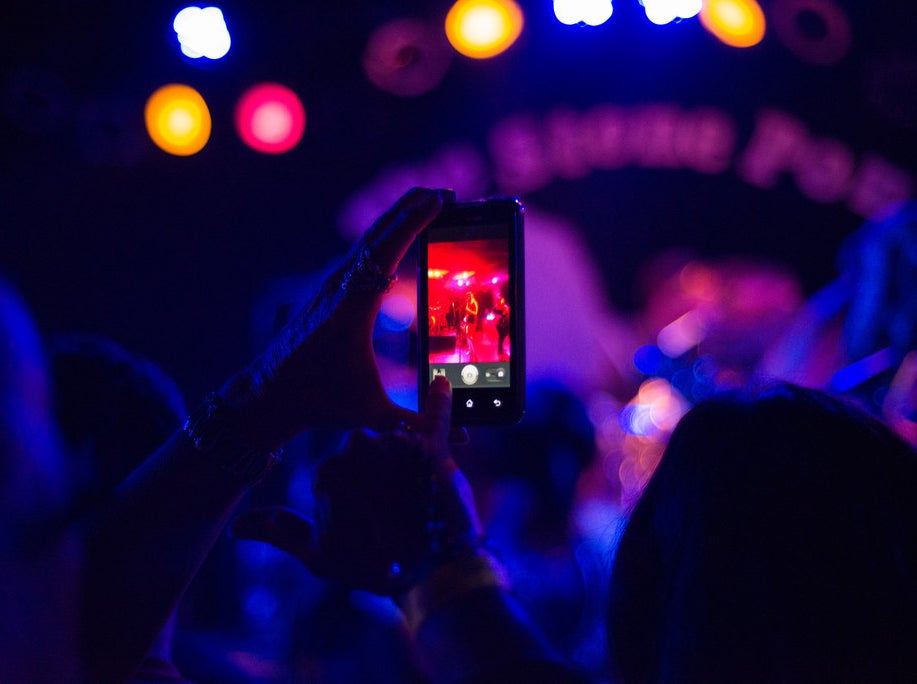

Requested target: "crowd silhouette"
[{"left": 2, "top": 190, "right": 917, "bottom": 683}]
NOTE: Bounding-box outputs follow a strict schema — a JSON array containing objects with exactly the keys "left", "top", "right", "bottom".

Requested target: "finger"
[
  {"left": 363, "top": 188, "right": 445, "bottom": 275},
  {"left": 885, "top": 351, "right": 917, "bottom": 417},
  {"left": 231, "top": 506, "right": 319, "bottom": 567},
  {"left": 448, "top": 426, "right": 470, "bottom": 445},
  {"left": 421, "top": 375, "right": 453, "bottom": 461},
  {"left": 371, "top": 403, "right": 423, "bottom": 434}
]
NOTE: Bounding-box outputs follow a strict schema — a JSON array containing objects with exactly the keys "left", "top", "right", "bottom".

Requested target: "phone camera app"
[
  {"left": 461, "top": 364, "right": 479, "bottom": 385},
  {"left": 484, "top": 367, "right": 506, "bottom": 382}
]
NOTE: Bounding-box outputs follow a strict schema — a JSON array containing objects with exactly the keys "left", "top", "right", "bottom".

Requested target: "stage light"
[
  {"left": 173, "top": 6, "right": 231, "bottom": 60},
  {"left": 363, "top": 18, "right": 453, "bottom": 96},
  {"left": 633, "top": 344, "right": 665, "bottom": 375},
  {"left": 554, "top": 0, "right": 613, "bottom": 26},
  {"left": 620, "top": 379, "right": 689, "bottom": 437},
  {"left": 657, "top": 309, "right": 707, "bottom": 357},
  {"left": 144, "top": 84, "right": 211, "bottom": 156},
  {"left": 3, "top": 67, "right": 71, "bottom": 135},
  {"left": 379, "top": 293, "right": 415, "bottom": 332},
  {"left": 700, "top": 0, "right": 766, "bottom": 48},
  {"left": 445, "top": 0, "right": 523, "bottom": 59},
  {"left": 771, "top": 0, "right": 851, "bottom": 65},
  {"left": 640, "top": 0, "right": 701, "bottom": 26},
  {"left": 235, "top": 83, "right": 306, "bottom": 154}
]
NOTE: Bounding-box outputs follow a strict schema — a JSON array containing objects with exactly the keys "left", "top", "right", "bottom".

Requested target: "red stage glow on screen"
[
  {"left": 235, "top": 83, "right": 306, "bottom": 154},
  {"left": 427, "top": 238, "right": 511, "bottom": 366}
]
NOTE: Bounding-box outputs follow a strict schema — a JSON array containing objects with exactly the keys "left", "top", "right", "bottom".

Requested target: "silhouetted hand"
[
  {"left": 884, "top": 350, "right": 917, "bottom": 446},
  {"left": 218, "top": 187, "right": 446, "bottom": 450}
]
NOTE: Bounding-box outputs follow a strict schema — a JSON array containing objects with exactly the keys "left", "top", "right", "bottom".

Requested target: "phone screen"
[{"left": 419, "top": 199, "right": 524, "bottom": 424}]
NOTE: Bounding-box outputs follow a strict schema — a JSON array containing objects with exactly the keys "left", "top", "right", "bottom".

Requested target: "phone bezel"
[{"left": 417, "top": 197, "right": 525, "bottom": 425}]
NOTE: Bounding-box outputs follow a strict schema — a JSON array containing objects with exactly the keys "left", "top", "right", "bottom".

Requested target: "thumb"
[
  {"left": 421, "top": 375, "right": 453, "bottom": 463},
  {"left": 231, "top": 506, "right": 319, "bottom": 567}
]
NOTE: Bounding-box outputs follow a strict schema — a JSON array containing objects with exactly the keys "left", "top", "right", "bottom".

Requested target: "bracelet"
[
  {"left": 183, "top": 393, "right": 283, "bottom": 486},
  {"left": 399, "top": 549, "right": 510, "bottom": 632}
]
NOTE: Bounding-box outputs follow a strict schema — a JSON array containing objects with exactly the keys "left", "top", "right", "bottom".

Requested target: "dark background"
[{"left": 2, "top": 0, "right": 915, "bottom": 401}]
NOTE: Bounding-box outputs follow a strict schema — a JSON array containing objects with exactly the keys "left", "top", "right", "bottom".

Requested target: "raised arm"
[{"left": 82, "top": 188, "right": 446, "bottom": 683}]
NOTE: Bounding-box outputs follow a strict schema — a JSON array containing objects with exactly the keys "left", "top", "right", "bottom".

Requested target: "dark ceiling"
[{"left": 2, "top": 0, "right": 915, "bottom": 399}]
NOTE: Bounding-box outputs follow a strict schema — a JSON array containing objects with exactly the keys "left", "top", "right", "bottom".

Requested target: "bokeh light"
[
  {"left": 144, "top": 84, "right": 211, "bottom": 156},
  {"left": 3, "top": 67, "right": 72, "bottom": 135},
  {"left": 657, "top": 309, "right": 707, "bottom": 357},
  {"left": 640, "top": 0, "right": 702, "bottom": 26},
  {"left": 771, "top": 0, "right": 851, "bottom": 65},
  {"left": 615, "top": 378, "right": 690, "bottom": 502},
  {"left": 634, "top": 344, "right": 666, "bottom": 375},
  {"left": 553, "top": 0, "right": 614, "bottom": 27},
  {"left": 445, "top": 0, "right": 524, "bottom": 59},
  {"left": 363, "top": 18, "right": 453, "bottom": 96},
  {"left": 235, "top": 83, "right": 306, "bottom": 154},
  {"left": 173, "top": 6, "right": 231, "bottom": 60},
  {"left": 700, "top": 0, "right": 766, "bottom": 48},
  {"left": 378, "top": 293, "right": 416, "bottom": 332}
]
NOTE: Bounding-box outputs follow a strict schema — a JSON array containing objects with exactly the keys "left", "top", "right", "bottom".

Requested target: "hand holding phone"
[{"left": 418, "top": 197, "right": 525, "bottom": 425}]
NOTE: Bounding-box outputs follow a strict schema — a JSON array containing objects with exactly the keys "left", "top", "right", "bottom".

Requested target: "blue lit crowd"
[{"left": 2, "top": 191, "right": 917, "bottom": 683}]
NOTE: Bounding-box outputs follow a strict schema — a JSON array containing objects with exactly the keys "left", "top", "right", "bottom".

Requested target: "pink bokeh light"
[{"left": 235, "top": 83, "right": 305, "bottom": 154}]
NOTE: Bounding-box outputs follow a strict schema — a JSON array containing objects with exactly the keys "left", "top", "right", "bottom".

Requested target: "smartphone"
[{"left": 418, "top": 197, "right": 525, "bottom": 425}]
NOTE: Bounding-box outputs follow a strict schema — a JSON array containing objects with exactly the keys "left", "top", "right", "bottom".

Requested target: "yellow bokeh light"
[
  {"left": 445, "top": 0, "right": 523, "bottom": 59},
  {"left": 700, "top": 0, "right": 766, "bottom": 48},
  {"left": 145, "top": 84, "right": 212, "bottom": 156}
]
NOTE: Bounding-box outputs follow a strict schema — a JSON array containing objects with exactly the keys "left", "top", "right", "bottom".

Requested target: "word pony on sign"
[
  {"left": 489, "top": 104, "right": 913, "bottom": 219},
  {"left": 736, "top": 109, "right": 911, "bottom": 218}
]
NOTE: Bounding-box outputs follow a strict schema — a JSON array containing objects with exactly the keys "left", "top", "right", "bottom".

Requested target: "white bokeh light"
[
  {"left": 553, "top": 0, "right": 613, "bottom": 27},
  {"left": 640, "top": 0, "right": 702, "bottom": 25},
  {"left": 173, "top": 6, "right": 231, "bottom": 60}
]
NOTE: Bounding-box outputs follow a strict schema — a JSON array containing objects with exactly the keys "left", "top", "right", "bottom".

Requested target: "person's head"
[
  {"left": 49, "top": 333, "right": 187, "bottom": 659},
  {"left": 608, "top": 384, "right": 917, "bottom": 682},
  {"left": 463, "top": 379, "right": 596, "bottom": 545},
  {"left": 289, "top": 586, "right": 426, "bottom": 684},
  {"left": 49, "top": 333, "right": 186, "bottom": 495},
  {"left": 0, "top": 277, "right": 80, "bottom": 683}
]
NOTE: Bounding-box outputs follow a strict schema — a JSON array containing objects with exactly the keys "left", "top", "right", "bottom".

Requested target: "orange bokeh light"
[
  {"left": 144, "top": 84, "right": 211, "bottom": 156},
  {"left": 700, "top": 0, "right": 766, "bottom": 48},
  {"left": 445, "top": 0, "right": 523, "bottom": 59}
]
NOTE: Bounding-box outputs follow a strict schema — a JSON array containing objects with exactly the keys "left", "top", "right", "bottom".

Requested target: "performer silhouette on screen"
[
  {"left": 495, "top": 296, "right": 510, "bottom": 357},
  {"left": 464, "top": 292, "right": 479, "bottom": 327}
]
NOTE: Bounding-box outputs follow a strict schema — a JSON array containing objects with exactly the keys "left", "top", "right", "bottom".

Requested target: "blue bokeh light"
[{"left": 633, "top": 344, "right": 665, "bottom": 376}]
